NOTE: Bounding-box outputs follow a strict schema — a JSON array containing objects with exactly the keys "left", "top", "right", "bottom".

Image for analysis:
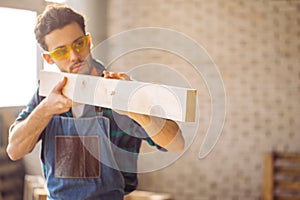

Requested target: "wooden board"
[
  {"left": 263, "top": 153, "right": 274, "bottom": 200},
  {"left": 275, "top": 181, "right": 300, "bottom": 191},
  {"left": 39, "top": 70, "right": 197, "bottom": 122},
  {"left": 263, "top": 152, "right": 300, "bottom": 200},
  {"left": 124, "top": 190, "right": 173, "bottom": 200},
  {"left": 23, "top": 175, "right": 46, "bottom": 200}
]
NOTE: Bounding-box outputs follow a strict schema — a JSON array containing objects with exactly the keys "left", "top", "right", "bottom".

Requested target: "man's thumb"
[{"left": 53, "top": 77, "right": 68, "bottom": 93}]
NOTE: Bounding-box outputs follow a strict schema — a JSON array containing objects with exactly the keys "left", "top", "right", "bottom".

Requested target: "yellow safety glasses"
[{"left": 45, "top": 34, "right": 90, "bottom": 60}]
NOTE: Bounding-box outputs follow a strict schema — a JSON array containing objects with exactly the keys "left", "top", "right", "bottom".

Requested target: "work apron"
[{"left": 42, "top": 113, "right": 125, "bottom": 200}]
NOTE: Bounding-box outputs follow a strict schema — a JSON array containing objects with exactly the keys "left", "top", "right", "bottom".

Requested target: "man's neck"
[{"left": 90, "top": 67, "right": 99, "bottom": 76}]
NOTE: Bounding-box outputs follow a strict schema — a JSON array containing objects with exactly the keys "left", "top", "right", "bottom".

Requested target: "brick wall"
[{"left": 103, "top": 0, "right": 300, "bottom": 199}]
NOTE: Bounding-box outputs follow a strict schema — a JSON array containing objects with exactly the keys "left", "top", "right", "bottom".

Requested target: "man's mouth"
[{"left": 71, "top": 61, "right": 86, "bottom": 73}]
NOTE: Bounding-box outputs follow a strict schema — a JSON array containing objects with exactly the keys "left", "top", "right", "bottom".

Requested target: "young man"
[{"left": 6, "top": 4, "right": 184, "bottom": 200}]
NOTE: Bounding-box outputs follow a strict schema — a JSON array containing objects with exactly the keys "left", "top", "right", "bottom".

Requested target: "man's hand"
[
  {"left": 41, "top": 77, "right": 73, "bottom": 117},
  {"left": 6, "top": 77, "right": 73, "bottom": 161},
  {"left": 103, "top": 71, "right": 131, "bottom": 80},
  {"left": 103, "top": 70, "right": 184, "bottom": 152}
]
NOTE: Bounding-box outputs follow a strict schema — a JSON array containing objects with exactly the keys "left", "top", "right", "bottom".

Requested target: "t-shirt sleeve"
[
  {"left": 122, "top": 113, "right": 168, "bottom": 152},
  {"left": 143, "top": 132, "right": 168, "bottom": 152},
  {"left": 16, "top": 88, "right": 43, "bottom": 122},
  {"left": 125, "top": 115, "right": 167, "bottom": 151},
  {"left": 103, "top": 109, "right": 167, "bottom": 151}
]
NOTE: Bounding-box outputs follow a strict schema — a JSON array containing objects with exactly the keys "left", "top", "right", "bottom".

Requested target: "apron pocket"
[{"left": 55, "top": 136, "right": 100, "bottom": 178}]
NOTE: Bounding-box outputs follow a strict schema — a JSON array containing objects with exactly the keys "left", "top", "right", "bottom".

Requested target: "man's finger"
[
  {"left": 104, "top": 71, "right": 128, "bottom": 79},
  {"left": 118, "top": 72, "right": 130, "bottom": 80},
  {"left": 53, "top": 77, "right": 68, "bottom": 93}
]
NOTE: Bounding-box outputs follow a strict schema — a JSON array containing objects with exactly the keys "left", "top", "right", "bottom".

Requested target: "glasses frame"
[{"left": 44, "top": 34, "right": 90, "bottom": 61}]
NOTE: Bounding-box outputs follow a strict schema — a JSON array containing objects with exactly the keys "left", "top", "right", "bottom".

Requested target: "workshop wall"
[{"left": 105, "top": 0, "right": 300, "bottom": 199}]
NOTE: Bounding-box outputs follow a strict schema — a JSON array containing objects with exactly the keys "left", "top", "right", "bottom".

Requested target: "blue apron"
[{"left": 42, "top": 113, "right": 125, "bottom": 200}]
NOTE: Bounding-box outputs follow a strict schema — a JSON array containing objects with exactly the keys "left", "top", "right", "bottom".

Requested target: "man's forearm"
[
  {"left": 6, "top": 103, "right": 53, "bottom": 160},
  {"left": 7, "top": 77, "right": 73, "bottom": 160},
  {"left": 129, "top": 113, "right": 185, "bottom": 152}
]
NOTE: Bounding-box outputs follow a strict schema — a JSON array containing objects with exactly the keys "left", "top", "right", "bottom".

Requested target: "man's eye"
[
  {"left": 74, "top": 40, "right": 84, "bottom": 48},
  {"left": 55, "top": 47, "right": 68, "bottom": 55}
]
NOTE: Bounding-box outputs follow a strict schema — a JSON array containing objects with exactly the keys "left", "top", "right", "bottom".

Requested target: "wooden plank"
[
  {"left": 275, "top": 181, "right": 300, "bottom": 191},
  {"left": 124, "top": 190, "right": 173, "bottom": 200},
  {"left": 275, "top": 153, "right": 300, "bottom": 163},
  {"left": 0, "top": 193, "right": 22, "bottom": 200},
  {"left": 276, "top": 195, "right": 300, "bottom": 200},
  {"left": 264, "top": 152, "right": 274, "bottom": 200},
  {"left": 34, "top": 188, "right": 48, "bottom": 200},
  {"left": 0, "top": 178, "right": 23, "bottom": 192},
  {"left": 0, "top": 162, "right": 23, "bottom": 176},
  {"left": 276, "top": 166, "right": 300, "bottom": 176},
  {"left": 39, "top": 70, "right": 197, "bottom": 122},
  {"left": 23, "top": 175, "right": 46, "bottom": 200}
]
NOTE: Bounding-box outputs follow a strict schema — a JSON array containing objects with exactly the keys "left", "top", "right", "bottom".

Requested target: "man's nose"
[{"left": 69, "top": 48, "right": 80, "bottom": 61}]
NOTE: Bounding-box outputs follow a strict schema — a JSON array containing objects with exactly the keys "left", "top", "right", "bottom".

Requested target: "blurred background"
[{"left": 0, "top": 0, "right": 299, "bottom": 199}]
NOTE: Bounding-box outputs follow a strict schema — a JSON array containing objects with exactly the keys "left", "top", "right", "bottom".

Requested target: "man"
[{"left": 6, "top": 4, "right": 184, "bottom": 200}]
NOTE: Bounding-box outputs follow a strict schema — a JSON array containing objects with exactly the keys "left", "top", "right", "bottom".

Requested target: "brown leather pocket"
[{"left": 55, "top": 136, "right": 100, "bottom": 178}]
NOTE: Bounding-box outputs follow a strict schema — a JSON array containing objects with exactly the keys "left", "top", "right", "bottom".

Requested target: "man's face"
[{"left": 43, "top": 22, "right": 92, "bottom": 74}]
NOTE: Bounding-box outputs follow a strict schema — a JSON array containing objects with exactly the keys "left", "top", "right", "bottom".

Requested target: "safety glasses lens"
[
  {"left": 49, "top": 46, "right": 70, "bottom": 60},
  {"left": 48, "top": 35, "right": 89, "bottom": 60},
  {"left": 72, "top": 36, "right": 88, "bottom": 52}
]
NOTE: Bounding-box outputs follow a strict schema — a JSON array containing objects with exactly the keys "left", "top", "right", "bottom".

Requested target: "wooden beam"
[
  {"left": 34, "top": 188, "right": 48, "bottom": 200},
  {"left": 276, "top": 166, "right": 300, "bottom": 176},
  {"left": 124, "top": 190, "right": 173, "bottom": 200},
  {"left": 263, "top": 152, "right": 274, "bottom": 200},
  {"left": 275, "top": 152, "right": 300, "bottom": 163},
  {"left": 275, "top": 180, "right": 300, "bottom": 191},
  {"left": 39, "top": 71, "right": 197, "bottom": 122}
]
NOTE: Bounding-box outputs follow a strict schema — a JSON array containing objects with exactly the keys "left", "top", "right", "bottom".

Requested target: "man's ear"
[
  {"left": 42, "top": 53, "right": 54, "bottom": 64},
  {"left": 87, "top": 33, "right": 93, "bottom": 49}
]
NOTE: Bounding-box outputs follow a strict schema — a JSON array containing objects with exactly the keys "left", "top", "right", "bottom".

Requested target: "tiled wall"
[{"left": 104, "top": 0, "right": 300, "bottom": 199}]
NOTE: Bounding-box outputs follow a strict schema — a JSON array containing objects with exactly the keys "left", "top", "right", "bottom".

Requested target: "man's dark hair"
[{"left": 34, "top": 4, "right": 86, "bottom": 51}]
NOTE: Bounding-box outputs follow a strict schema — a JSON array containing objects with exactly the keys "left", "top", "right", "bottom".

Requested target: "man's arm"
[
  {"left": 103, "top": 71, "right": 185, "bottom": 152},
  {"left": 128, "top": 113, "right": 184, "bottom": 152},
  {"left": 6, "top": 77, "right": 73, "bottom": 160}
]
